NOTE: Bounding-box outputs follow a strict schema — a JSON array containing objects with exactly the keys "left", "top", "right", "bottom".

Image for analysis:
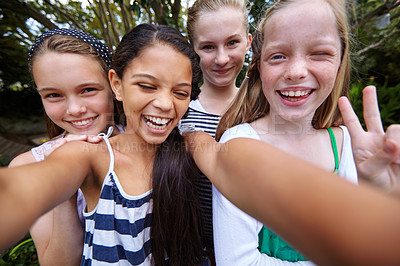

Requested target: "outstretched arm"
[
  {"left": 338, "top": 85, "right": 400, "bottom": 192},
  {"left": 9, "top": 137, "right": 90, "bottom": 266},
  {"left": 186, "top": 132, "right": 400, "bottom": 265},
  {"left": 28, "top": 192, "right": 84, "bottom": 266},
  {"left": 0, "top": 141, "right": 92, "bottom": 251}
]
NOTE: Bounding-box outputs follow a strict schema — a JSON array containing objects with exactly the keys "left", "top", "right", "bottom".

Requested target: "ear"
[
  {"left": 246, "top": 33, "right": 252, "bottom": 53},
  {"left": 109, "top": 69, "right": 123, "bottom": 101}
]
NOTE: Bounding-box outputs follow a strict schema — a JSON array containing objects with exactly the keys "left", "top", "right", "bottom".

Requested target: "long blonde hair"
[
  {"left": 187, "top": 0, "right": 250, "bottom": 45},
  {"left": 216, "top": 0, "right": 351, "bottom": 141}
]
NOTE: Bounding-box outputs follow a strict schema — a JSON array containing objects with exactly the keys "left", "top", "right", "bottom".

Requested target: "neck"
[
  {"left": 198, "top": 81, "right": 238, "bottom": 115},
  {"left": 113, "top": 130, "right": 158, "bottom": 159},
  {"left": 200, "top": 80, "right": 238, "bottom": 100},
  {"left": 260, "top": 113, "right": 317, "bottom": 138}
]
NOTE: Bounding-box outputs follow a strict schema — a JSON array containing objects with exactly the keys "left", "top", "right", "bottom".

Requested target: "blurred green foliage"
[
  {"left": 0, "top": 236, "right": 38, "bottom": 266},
  {"left": 349, "top": 79, "right": 400, "bottom": 130}
]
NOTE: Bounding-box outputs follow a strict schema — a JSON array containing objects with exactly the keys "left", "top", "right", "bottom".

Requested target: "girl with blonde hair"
[
  {"left": 181, "top": 0, "right": 252, "bottom": 258},
  {"left": 214, "top": 0, "right": 356, "bottom": 264}
]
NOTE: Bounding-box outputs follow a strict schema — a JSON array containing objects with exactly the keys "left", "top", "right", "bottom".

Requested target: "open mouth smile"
[
  {"left": 68, "top": 116, "right": 98, "bottom": 126},
  {"left": 279, "top": 89, "right": 314, "bottom": 102},
  {"left": 143, "top": 115, "right": 172, "bottom": 130}
]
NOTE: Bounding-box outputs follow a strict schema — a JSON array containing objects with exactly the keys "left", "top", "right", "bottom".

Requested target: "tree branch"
[
  {"left": 171, "top": 0, "right": 181, "bottom": 28},
  {"left": 118, "top": 0, "right": 132, "bottom": 34},
  {"left": 353, "top": 0, "right": 400, "bottom": 30},
  {"left": 42, "top": 0, "right": 84, "bottom": 30},
  {"left": 87, "top": 0, "right": 112, "bottom": 49},
  {"left": 105, "top": 0, "right": 119, "bottom": 47},
  {"left": 355, "top": 20, "right": 400, "bottom": 56},
  {"left": 0, "top": 0, "right": 57, "bottom": 29}
]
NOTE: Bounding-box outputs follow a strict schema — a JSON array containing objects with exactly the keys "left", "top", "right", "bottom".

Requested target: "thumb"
[
  {"left": 358, "top": 139, "right": 397, "bottom": 184},
  {"left": 386, "top": 125, "right": 400, "bottom": 164}
]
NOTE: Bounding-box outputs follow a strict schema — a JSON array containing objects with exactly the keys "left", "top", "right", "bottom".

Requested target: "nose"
[
  {"left": 284, "top": 57, "right": 308, "bottom": 82},
  {"left": 215, "top": 47, "right": 229, "bottom": 66},
  {"left": 153, "top": 90, "right": 173, "bottom": 111},
  {"left": 66, "top": 98, "right": 87, "bottom": 116}
]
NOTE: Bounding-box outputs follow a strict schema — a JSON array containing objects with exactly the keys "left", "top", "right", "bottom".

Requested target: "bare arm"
[
  {"left": 0, "top": 141, "right": 92, "bottom": 251},
  {"left": 186, "top": 132, "right": 400, "bottom": 265},
  {"left": 29, "top": 192, "right": 84, "bottom": 266},
  {"left": 10, "top": 145, "right": 86, "bottom": 265}
]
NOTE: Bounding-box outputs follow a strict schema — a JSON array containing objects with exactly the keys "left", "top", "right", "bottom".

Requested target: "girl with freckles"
[{"left": 214, "top": 0, "right": 357, "bottom": 264}]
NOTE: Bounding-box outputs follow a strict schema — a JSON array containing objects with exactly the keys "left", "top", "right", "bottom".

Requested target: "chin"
[{"left": 146, "top": 136, "right": 169, "bottom": 146}]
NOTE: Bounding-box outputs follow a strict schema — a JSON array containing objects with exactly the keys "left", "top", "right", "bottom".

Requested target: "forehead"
[
  {"left": 124, "top": 44, "right": 192, "bottom": 81},
  {"left": 34, "top": 52, "right": 106, "bottom": 79},
  {"left": 263, "top": 0, "right": 339, "bottom": 46},
  {"left": 194, "top": 6, "right": 247, "bottom": 42}
]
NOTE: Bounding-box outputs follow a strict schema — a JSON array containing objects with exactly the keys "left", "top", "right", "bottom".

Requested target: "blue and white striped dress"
[{"left": 81, "top": 131, "right": 153, "bottom": 265}]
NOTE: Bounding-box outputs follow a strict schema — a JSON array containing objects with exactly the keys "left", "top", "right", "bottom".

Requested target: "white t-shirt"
[{"left": 213, "top": 123, "right": 357, "bottom": 265}]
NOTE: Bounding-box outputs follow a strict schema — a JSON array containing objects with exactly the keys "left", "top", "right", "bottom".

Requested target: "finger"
[
  {"left": 44, "top": 139, "right": 67, "bottom": 158},
  {"left": 338, "top": 96, "right": 364, "bottom": 137},
  {"left": 64, "top": 134, "right": 89, "bottom": 142},
  {"left": 357, "top": 140, "right": 398, "bottom": 188},
  {"left": 386, "top": 125, "right": 400, "bottom": 164},
  {"left": 362, "top": 86, "right": 384, "bottom": 133},
  {"left": 87, "top": 135, "right": 103, "bottom": 143}
]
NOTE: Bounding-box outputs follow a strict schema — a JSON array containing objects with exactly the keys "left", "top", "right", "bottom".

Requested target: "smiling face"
[
  {"left": 110, "top": 44, "right": 192, "bottom": 145},
  {"left": 33, "top": 52, "right": 114, "bottom": 135},
  {"left": 193, "top": 6, "right": 251, "bottom": 89},
  {"left": 259, "top": 0, "right": 341, "bottom": 122}
]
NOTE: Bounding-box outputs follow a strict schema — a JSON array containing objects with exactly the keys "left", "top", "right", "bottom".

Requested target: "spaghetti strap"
[
  {"left": 98, "top": 127, "right": 115, "bottom": 173},
  {"left": 327, "top": 127, "right": 339, "bottom": 174}
]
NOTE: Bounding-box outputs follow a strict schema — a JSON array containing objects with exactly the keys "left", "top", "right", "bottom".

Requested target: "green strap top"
[
  {"left": 328, "top": 127, "right": 339, "bottom": 174},
  {"left": 258, "top": 227, "right": 307, "bottom": 262},
  {"left": 257, "top": 128, "right": 340, "bottom": 262}
]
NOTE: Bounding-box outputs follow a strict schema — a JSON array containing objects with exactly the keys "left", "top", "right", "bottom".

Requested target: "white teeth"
[
  {"left": 144, "top": 115, "right": 171, "bottom": 129},
  {"left": 70, "top": 117, "right": 94, "bottom": 126},
  {"left": 281, "top": 90, "right": 309, "bottom": 97},
  {"left": 146, "top": 121, "right": 167, "bottom": 130}
]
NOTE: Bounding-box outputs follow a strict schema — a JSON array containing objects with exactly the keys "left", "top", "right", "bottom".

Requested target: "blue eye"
[
  {"left": 227, "top": 40, "right": 239, "bottom": 46},
  {"left": 202, "top": 45, "right": 214, "bottom": 51},
  {"left": 272, "top": 55, "right": 284, "bottom": 60}
]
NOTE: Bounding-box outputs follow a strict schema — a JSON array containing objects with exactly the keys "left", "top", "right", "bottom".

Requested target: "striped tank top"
[
  {"left": 81, "top": 129, "right": 153, "bottom": 265},
  {"left": 179, "top": 100, "right": 221, "bottom": 253}
]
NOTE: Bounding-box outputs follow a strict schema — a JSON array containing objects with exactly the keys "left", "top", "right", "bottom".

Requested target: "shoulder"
[
  {"left": 219, "top": 123, "right": 260, "bottom": 144},
  {"left": 336, "top": 126, "right": 358, "bottom": 184},
  {"left": 329, "top": 126, "right": 344, "bottom": 152},
  {"left": 48, "top": 140, "right": 102, "bottom": 163},
  {"left": 189, "top": 99, "right": 205, "bottom": 112},
  {"left": 8, "top": 150, "right": 36, "bottom": 167}
]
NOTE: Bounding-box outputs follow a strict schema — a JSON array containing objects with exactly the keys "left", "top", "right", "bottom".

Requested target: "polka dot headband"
[{"left": 28, "top": 28, "right": 112, "bottom": 68}]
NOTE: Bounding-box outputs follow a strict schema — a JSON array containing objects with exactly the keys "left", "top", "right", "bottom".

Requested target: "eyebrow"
[
  {"left": 131, "top": 73, "right": 192, "bottom": 87},
  {"left": 37, "top": 82, "right": 103, "bottom": 92},
  {"left": 197, "top": 33, "right": 243, "bottom": 45},
  {"left": 37, "top": 88, "right": 57, "bottom": 93}
]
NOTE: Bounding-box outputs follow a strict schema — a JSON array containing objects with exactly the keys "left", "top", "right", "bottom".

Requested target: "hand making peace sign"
[{"left": 339, "top": 85, "right": 400, "bottom": 193}]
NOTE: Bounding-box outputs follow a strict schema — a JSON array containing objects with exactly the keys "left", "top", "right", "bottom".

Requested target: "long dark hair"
[{"left": 112, "top": 23, "right": 204, "bottom": 265}]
